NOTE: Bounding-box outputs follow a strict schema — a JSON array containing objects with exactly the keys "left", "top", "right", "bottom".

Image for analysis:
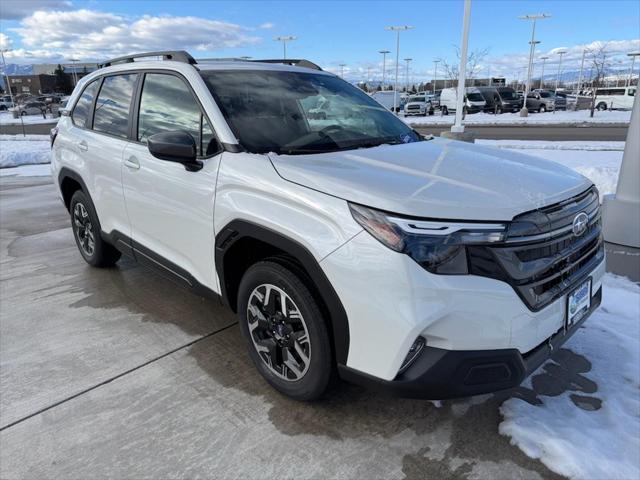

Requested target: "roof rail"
[
  {"left": 99, "top": 50, "right": 196, "bottom": 68},
  {"left": 250, "top": 59, "right": 323, "bottom": 71}
]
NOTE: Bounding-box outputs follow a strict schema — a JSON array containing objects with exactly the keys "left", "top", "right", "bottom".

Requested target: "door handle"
[
  {"left": 124, "top": 156, "right": 140, "bottom": 170},
  {"left": 77, "top": 140, "right": 88, "bottom": 152}
]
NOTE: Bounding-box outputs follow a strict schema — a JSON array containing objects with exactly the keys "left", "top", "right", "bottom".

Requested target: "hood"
[{"left": 268, "top": 138, "right": 592, "bottom": 221}]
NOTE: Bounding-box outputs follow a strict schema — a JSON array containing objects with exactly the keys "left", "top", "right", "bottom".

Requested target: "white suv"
[{"left": 51, "top": 51, "right": 605, "bottom": 401}]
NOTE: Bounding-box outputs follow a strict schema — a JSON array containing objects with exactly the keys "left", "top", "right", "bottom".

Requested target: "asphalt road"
[
  {"left": 0, "top": 120, "right": 630, "bottom": 140},
  {"left": 0, "top": 175, "right": 591, "bottom": 479}
]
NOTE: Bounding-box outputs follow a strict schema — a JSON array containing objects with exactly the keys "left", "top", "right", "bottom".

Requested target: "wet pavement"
[{"left": 0, "top": 175, "right": 583, "bottom": 479}]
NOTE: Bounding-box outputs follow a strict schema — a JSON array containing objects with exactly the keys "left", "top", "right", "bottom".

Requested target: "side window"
[
  {"left": 137, "top": 73, "right": 217, "bottom": 157},
  {"left": 72, "top": 79, "right": 100, "bottom": 128},
  {"left": 629, "top": 89, "right": 635, "bottom": 97},
  {"left": 93, "top": 74, "right": 137, "bottom": 139}
]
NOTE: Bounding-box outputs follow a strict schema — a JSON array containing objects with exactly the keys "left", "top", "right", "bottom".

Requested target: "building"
[
  {"left": 32, "top": 62, "right": 99, "bottom": 76},
  {"left": 7, "top": 74, "right": 57, "bottom": 95}
]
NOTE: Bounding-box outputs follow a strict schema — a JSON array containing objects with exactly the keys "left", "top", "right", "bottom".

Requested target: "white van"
[
  {"left": 594, "top": 86, "right": 636, "bottom": 110},
  {"left": 371, "top": 90, "right": 406, "bottom": 112},
  {"left": 439, "top": 87, "right": 486, "bottom": 115}
]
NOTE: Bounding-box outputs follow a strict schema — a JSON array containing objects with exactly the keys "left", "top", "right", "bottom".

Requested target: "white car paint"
[{"left": 52, "top": 58, "right": 605, "bottom": 388}]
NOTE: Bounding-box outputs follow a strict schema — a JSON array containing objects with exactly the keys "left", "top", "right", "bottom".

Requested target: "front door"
[{"left": 121, "top": 72, "right": 223, "bottom": 291}]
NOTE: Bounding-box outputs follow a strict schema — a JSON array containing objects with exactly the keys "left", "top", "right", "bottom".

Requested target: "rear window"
[
  {"left": 93, "top": 74, "right": 138, "bottom": 139},
  {"left": 72, "top": 79, "right": 100, "bottom": 128}
]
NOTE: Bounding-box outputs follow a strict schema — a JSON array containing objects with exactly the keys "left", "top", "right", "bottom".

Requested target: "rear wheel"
[
  {"left": 596, "top": 102, "right": 607, "bottom": 111},
  {"left": 238, "top": 261, "right": 332, "bottom": 400},
  {"left": 69, "top": 190, "right": 121, "bottom": 267},
  {"left": 441, "top": 105, "right": 449, "bottom": 115}
]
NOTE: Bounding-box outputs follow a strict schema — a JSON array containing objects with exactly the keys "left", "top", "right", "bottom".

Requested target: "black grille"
[{"left": 468, "top": 186, "right": 604, "bottom": 311}]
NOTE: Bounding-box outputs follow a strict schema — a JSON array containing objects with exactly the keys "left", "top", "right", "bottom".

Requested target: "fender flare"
[
  {"left": 58, "top": 167, "right": 91, "bottom": 211},
  {"left": 215, "top": 219, "right": 350, "bottom": 365}
]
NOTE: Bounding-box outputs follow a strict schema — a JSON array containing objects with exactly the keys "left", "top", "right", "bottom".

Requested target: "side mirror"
[{"left": 147, "top": 131, "right": 201, "bottom": 171}]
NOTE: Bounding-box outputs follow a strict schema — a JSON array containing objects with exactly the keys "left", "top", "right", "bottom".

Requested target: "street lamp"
[
  {"left": 385, "top": 25, "right": 413, "bottom": 114},
  {"left": 433, "top": 59, "right": 440, "bottom": 93},
  {"left": 518, "top": 13, "right": 550, "bottom": 116},
  {"left": 339, "top": 63, "right": 346, "bottom": 79},
  {"left": 539, "top": 55, "right": 549, "bottom": 89},
  {"left": 627, "top": 52, "right": 640, "bottom": 87},
  {"left": 404, "top": 58, "right": 412, "bottom": 93},
  {"left": 0, "top": 48, "right": 14, "bottom": 106},
  {"left": 274, "top": 36, "right": 296, "bottom": 59},
  {"left": 379, "top": 50, "right": 390, "bottom": 89},
  {"left": 68, "top": 58, "right": 80, "bottom": 86},
  {"left": 555, "top": 49, "right": 567, "bottom": 92},
  {"left": 577, "top": 49, "right": 586, "bottom": 93}
]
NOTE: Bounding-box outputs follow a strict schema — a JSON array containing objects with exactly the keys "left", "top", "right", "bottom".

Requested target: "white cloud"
[
  {"left": 6, "top": 9, "right": 262, "bottom": 63},
  {"left": 259, "top": 22, "right": 275, "bottom": 29},
  {"left": 0, "top": 0, "right": 72, "bottom": 19},
  {"left": 0, "top": 33, "right": 13, "bottom": 50}
]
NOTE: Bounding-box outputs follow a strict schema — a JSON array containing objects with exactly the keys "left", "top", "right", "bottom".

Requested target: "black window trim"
[
  {"left": 70, "top": 77, "right": 102, "bottom": 129},
  {"left": 132, "top": 69, "right": 223, "bottom": 159},
  {"left": 91, "top": 72, "right": 141, "bottom": 142}
]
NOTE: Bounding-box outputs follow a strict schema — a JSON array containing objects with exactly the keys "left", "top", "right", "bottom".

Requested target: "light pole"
[
  {"left": 452, "top": 0, "right": 471, "bottom": 134},
  {"left": 518, "top": 13, "right": 550, "bottom": 116},
  {"left": 433, "top": 59, "right": 440, "bottom": 93},
  {"left": 274, "top": 36, "right": 296, "bottom": 59},
  {"left": 385, "top": 25, "right": 413, "bottom": 114},
  {"left": 339, "top": 63, "right": 346, "bottom": 79},
  {"left": 404, "top": 58, "right": 412, "bottom": 93},
  {"left": 68, "top": 58, "right": 79, "bottom": 86},
  {"left": 539, "top": 55, "right": 549, "bottom": 89},
  {"left": 379, "top": 50, "right": 390, "bottom": 89},
  {"left": 627, "top": 52, "right": 640, "bottom": 87},
  {"left": 0, "top": 48, "right": 14, "bottom": 107},
  {"left": 577, "top": 49, "right": 586, "bottom": 93},
  {"left": 555, "top": 49, "right": 567, "bottom": 93}
]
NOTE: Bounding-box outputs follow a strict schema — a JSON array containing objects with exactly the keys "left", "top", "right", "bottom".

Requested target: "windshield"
[
  {"left": 538, "top": 91, "right": 552, "bottom": 98},
  {"left": 201, "top": 70, "right": 421, "bottom": 155},
  {"left": 467, "top": 93, "right": 484, "bottom": 101},
  {"left": 497, "top": 89, "right": 518, "bottom": 100}
]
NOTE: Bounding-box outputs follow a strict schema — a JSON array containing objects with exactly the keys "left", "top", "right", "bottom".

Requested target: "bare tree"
[
  {"left": 438, "top": 46, "right": 490, "bottom": 86},
  {"left": 587, "top": 42, "right": 611, "bottom": 117}
]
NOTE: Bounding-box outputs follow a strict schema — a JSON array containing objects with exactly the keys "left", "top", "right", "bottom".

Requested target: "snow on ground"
[
  {"left": 0, "top": 163, "right": 52, "bottom": 177},
  {"left": 405, "top": 109, "right": 631, "bottom": 126},
  {"left": 500, "top": 274, "right": 640, "bottom": 480},
  {"left": 0, "top": 111, "right": 58, "bottom": 125},
  {"left": 478, "top": 140, "right": 624, "bottom": 196},
  {"left": 0, "top": 135, "right": 51, "bottom": 168}
]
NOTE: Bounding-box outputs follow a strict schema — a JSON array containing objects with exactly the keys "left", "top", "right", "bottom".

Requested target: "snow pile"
[
  {"left": 500, "top": 274, "right": 640, "bottom": 480},
  {"left": 405, "top": 109, "right": 631, "bottom": 126},
  {"left": 0, "top": 135, "right": 51, "bottom": 168},
  {"left": 0, "top": 163, "right": 51, "bottom": 177},
  {"left": 0, "top": 111, "right": 58, "bottom": 125},
  {"left": 478, "top": 140, "right": 624, "bottom": 197}
]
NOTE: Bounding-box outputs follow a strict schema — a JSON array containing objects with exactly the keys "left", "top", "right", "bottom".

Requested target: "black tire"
[
  {"left": 0, "top": 105, "right": 6, "bottom": 111},
  {"left": 596, "top": 102, "right": 607, "bottom": 111},
  {"left": 539, "top": 104, "right": 546, "bottom": 113},
  {"left": 496, "top": 106, "right": 502, "bottom": 114},
  {"left": 69, "top": 190, "right": 121, "bottom": 267},
  {"left": 237, "top": 260, "right": 332, "bottom": 401},
  {"left": 441, "top": 105, "right": 449, "bottom": 115},
  {"left": 20, "top": 111, "right": 26, "bottom": 116}
]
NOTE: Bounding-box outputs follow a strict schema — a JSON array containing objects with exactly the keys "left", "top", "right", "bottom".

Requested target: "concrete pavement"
[{"left": 0, "top": 175, "right": 580, "bottom": 479}]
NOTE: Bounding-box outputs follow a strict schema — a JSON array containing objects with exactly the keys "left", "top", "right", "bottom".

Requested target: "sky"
[{"left": 0, "top": 0, "right": 639, "bottom": 83}]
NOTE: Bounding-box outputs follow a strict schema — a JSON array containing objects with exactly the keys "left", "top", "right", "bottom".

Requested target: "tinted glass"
[
  {"left": 93, "top": 74, "right": 137, "bottom": 138},
  {"left": 138, "top": 73, "right": 216, "bottom": 157},
  {"left": 201, "top": 70, "right": 420, "bottom": 155},
  {"left": 72, "top": 79, "right": 100, "bottom": 127}
]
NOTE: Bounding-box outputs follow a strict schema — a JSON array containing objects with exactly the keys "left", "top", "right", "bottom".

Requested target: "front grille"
[
  {"left": 468, "top": 186, "right": 604, "bottom": 311},
  {"left": 407, "top": 105, "right": 421, "bottom": 110}
]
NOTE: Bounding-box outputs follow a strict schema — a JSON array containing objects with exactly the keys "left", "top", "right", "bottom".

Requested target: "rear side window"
[
  {"left": 93, "top": 74, "right": 138, "bottom": 139},
  {"left": 137, "top": 73, "right": 217, "bottom": 157},
  {"left": 72, "top": 79, "right": 100, "bottom": 128}
]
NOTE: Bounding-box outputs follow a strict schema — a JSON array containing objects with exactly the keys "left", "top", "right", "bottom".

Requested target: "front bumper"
[{"left": 339, "top": 285, "right": 602, "bottom": 399}]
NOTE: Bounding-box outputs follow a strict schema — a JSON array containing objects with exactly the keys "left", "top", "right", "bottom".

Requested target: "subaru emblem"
[{"left": 572, "top": 212, "right": 589, "bottom": 237}]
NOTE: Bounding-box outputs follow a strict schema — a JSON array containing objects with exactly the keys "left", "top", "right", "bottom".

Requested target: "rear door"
[{"left": 121, "top": 71, "right": 223, "bottom": 291}]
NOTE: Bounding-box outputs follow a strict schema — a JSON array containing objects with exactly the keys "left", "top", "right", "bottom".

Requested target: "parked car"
[
  {"left": 52, "top": 51, "right": 604, "bottom": 401},
  {"left": 0, "top": 95, "right": 14, "bottom": 111},
  {"left": 403, "top": 92, "right": 434, "bottom": 116},
  {"left": 593, "top": 86, "right": 636, "bottom": 110},
  {"left": 554, "top": 92, "right": 568, "bottom": 110},
  {"left": 427, "top": 92, "right": 440, "bottom": 109},
  {"left": 525, "top": 91, "right": 555, "bottom": 112},
  {"left": 476, "top": 87, "right": 521, "bottom": 113},
  {"left": 439, "top": 87, "right": 486, "bottom": 115},
  {"left": 371, "top": 90, "right": 406, "bottom": 112},
  {"left": 11, "top": 101, "right": 46, "bottom": 116},
  {"left": 534, "top": 90, "right": 566, "bottom": 110}
]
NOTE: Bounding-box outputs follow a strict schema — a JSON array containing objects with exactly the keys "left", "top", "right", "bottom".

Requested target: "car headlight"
[{"left": 349, "top": 203, "right": 506, "bottom": 274}]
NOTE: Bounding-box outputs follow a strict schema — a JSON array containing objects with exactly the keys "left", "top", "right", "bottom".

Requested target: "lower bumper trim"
[{"left": 339, "top": 286, "right": 602, "bottom": 399}]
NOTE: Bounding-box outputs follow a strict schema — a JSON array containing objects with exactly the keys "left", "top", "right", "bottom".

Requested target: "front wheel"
[
  {"left": 69, "top": 190, "right": 121, "bottom": 267},
  {"left": 539, "top": 104, "right": 546, "bottom": 113},
  {"left": 441, "top": 105, "right": 449, "bottom": 115},
  {"left": 237, "top": 261, "right": 332, "bottom": 401},
  {"left": 596, "top": 102, "right": 607, "bottom": 111}
]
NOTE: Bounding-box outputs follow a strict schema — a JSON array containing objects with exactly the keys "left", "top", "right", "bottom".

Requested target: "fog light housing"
[{"left": 398, "top": 337, "right": 426, "bottom": 374}]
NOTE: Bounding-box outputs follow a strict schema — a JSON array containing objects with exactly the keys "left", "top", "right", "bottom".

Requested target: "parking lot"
[{"left": 0, "top": 174, "right": 582, "bottom": 479}]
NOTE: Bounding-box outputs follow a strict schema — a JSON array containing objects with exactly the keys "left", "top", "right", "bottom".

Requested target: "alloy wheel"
[
  {"left": 73, "top": 202, "right": 95, "bottom": 257},
  {"left": 246, "top": 283, "right": 311, "bottom": 381}
]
